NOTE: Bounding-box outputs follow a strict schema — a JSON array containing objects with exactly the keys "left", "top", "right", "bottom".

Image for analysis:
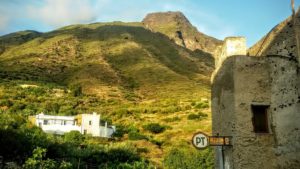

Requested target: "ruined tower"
[{"left": 211, "top": 15, "right": 300, "bottom": 169}]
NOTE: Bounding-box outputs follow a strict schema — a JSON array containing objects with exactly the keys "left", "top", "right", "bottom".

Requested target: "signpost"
[
  {"left": 209, "top": 136, "right": 232, "bottom": 146},
  {"left": 192, "top": 132, "right": 232, "bottom": 169},
  {"left": 192, "top": 132, "right": 209, "bottom": 149}
]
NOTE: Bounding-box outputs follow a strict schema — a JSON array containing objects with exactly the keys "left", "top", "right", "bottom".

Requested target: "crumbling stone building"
[{"left": 211, "top": 12, "right": 300, "bottom": 169}]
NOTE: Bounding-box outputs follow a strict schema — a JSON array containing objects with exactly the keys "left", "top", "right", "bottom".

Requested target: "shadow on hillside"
[
  {"left": 0, "top": 24, "right": 214, "bottom": 85},
  {"left": 58, "top": 25, "right": 214, "bottom": 77}
]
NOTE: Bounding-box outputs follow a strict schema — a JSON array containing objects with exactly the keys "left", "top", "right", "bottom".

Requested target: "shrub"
[
  {"left": 9, "top": 101, "right": 26, "bottom": 112},
  {"left": 191, "top": 102, "right": 196, "bottom": 106},
  {"left": 137, "top": 147, "right": 149, "bottom": 153},
  {"left": 64, "top": 131, "right": 84, "bottom": 145},
  {"left": 160, "top": 106, "right": 181, "bottom": 114},
  {"left": 43, "top": 102, "right": 60, "bottom": 114},
  {"left": 187, "top": 112, "right": 208, "bottom": 120},
  {"left": 58, "top": 161, "right": 72, "bottom": 169},
  {"left": 69, "top": 84, "right": 82, "bottom": 97},
  {"left": 194, "top": 102, "right": 209, "bottom": 109},
  {"left": 143, "top": 123, "right": 166, "bottom": 134},
  {"left": 128, "top": 131, "right": 148, "bottom": 140},
  {"left": 164, "top": 148, "right": 214, "bottom": 169},
  {"left": 0, "top": 99, "right": 13, "bottom": 107},
  {"left": 163, "top": 116, "right": 181, "bottom": 122},
  {"left": 112, "top": 124, "right": 129, "bottom": 138},
  {"left": 149, "top": 138, "right": 163, "bottom": 147},
  {"left": 124, "top": 77, "right": 139, "bottom": 89}
]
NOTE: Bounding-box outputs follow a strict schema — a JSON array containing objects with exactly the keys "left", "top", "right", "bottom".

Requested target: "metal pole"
[{"left": 218, "top": 146, "right": 224, "bottom": 169}]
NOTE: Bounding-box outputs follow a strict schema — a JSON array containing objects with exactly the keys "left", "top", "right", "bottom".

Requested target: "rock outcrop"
[{"left": 142, "top": 11, "right": 223, "bottom": 57}]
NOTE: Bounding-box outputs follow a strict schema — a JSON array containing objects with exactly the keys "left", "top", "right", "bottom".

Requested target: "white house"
[{"left": 30, "top": 112, "right": 116, "bottom": 138}]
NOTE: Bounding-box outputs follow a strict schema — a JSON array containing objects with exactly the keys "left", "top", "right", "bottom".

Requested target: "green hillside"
[{"left": 0, "top": 15, "right": 215, "bottom": 168}]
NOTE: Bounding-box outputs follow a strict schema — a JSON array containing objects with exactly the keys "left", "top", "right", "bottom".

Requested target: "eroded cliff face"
[{"left": 142, "top": 11, "right": 223, "bottom": 58}]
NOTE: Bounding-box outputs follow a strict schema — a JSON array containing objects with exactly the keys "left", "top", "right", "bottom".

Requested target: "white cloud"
[{"left": 27, "top": 0, "right": 98, "bottom": 27}]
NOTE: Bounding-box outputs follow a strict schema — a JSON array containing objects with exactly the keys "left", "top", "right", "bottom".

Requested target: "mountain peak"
[
  {"left": 143, "top": 11, "right": 191, "bottom": 26},
  {"left": 142, "top": 11, "right": 222, "bottom": 57}
]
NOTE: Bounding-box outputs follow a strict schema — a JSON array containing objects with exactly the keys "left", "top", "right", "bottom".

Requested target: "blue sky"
[{"left": 0, "top": 0, "right": 299, "bottom": 46}]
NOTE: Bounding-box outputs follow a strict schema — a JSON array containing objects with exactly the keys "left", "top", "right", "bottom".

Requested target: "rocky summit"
[{"left": 143, "top": 11, "right": 223, "bottom": 57}]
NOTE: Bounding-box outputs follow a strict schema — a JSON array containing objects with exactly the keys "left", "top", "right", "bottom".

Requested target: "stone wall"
[
  {"left": 212, "top": 55, "right": 300, "bottom": 169},
  {"left": 215, "top": 37, "right": 246, "bottom": 69},
  {"left": 211, "top": 57, "right": 235, "bottom": 169},
  {"left": 212, "top": 37, "right": 247, "bottom": 83},
  {"left": 248, "top": 9, "right": 300, "bottom": 66},
  {"left": 269, "top": 56, "right": 300, "bottom": 168},
  {"left": 233, "top": 56, "right": 275, "bottom": 169}
]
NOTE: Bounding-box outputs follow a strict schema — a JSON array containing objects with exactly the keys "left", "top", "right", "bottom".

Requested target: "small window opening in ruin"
[
  {"left": 89, "top": 121, "right": 92, "bottom": 125},
  {"left": 251, "top": 105, "right": 269, "bottom": 133}
]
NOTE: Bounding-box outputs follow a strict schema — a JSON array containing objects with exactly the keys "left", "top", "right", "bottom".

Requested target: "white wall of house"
[
  {"left": 81, "top": 113, "right": 101, "bottom": 137},
  {"left": 34, "top": 113, "right": 115, "bottom": 138},
  {"left": 35, "top": 113, "right": 81, "bottom": 135}
]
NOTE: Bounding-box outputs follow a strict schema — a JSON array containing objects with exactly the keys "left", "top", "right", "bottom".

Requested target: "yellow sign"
[{"left": 209, "top": 136, "right": 232, "bottom": 146}]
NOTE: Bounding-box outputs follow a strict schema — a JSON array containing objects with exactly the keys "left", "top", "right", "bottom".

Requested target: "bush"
[
  {"left": 187, "top": 112, "right": 208, "bottom": 120},
  {"left": 143, "top": 123, "right": 166, "bottom": 134},
  {"left": 194, "top": 102, "right": 209, "bottom": 109},
  {"left": 112, "top": 124, "right": 129, "bottom": 138},
  {"left": 0, "top": 99, "right": 13, "bottom": 107},
  {"left": 69, "top": 84, "right": 82, "bottom": 97},
  {"left": 58, "top": 161, "right": 72, "bottom": 169},
  {"left": 128, "top": 131, "right": 148, "bottom": 140},
  {"left": 164, "top": 148, "right": 214, "bottom": 169},
  {"left": 149, "top": 138, "right": 163, "bottom": 147},
  {"left": 124, "top": 77, "right": 139, "bottom": 89},
  {"left": 137, "top": 147, "right": 149, "bottom": 153},
  {"left": 9, "top": 101, "right": 26, "bottom": 112},
  {"left": 64, "top": 131, "right": 84, "bottom": 145},
  {"left": 163, "top": 116, "right": 181, "bottom": 122}
]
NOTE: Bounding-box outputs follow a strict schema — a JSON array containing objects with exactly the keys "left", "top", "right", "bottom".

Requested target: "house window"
[
  {"left": 64, "top": 121, "right": 67, "bottom": 125},
  {"left": 84, "top": 130, "right": 87, "bottom": 134},
  {"left": 251, "top": 105, "right": 269, "bottom": 133},
  {"left": 43, "top": 120, "right": 48, "bottom": 125},
  {"left": 89, "top": 121, "right": 92, "bottom": 125}
]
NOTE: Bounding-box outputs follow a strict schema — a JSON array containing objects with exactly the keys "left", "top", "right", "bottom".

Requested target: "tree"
[
  {"left": 64, "top": 131, "right": 84, "bottom": 145},
  {"left": 23, "top": 147, "right": 46, "bottom": 169},
  {"left": 23, "top": 147, "right": 61, "bottom": 169}
]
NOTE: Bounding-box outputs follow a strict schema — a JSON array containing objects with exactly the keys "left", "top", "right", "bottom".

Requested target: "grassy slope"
[{"left": 0, "top": 22, "right": 213, "bottom": 166}]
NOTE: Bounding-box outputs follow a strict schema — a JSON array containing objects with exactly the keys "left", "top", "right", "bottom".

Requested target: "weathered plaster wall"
[
  {"left": 215, "top": 37, "right": 246, "bottom": 71},
  {"left": 212, "top": 57, "right": 235, "bottom": 169},
  {"left": 248, "top": 10, "right": 300, "bottom": 66},
  {"left": 212, "top": 55, "right": 300, "bottom": 169},
  {"left": 269, "top": 56, "right": 300, "bottom": 168},
  {"left": 248, "top": 16, "right": 297, "bottom": 59},
  {"left": 233, "top": 56, "right": 276, "bottom": 169},
  {"left": 212, "top": 37, "right": 247, "bottom": 83}
]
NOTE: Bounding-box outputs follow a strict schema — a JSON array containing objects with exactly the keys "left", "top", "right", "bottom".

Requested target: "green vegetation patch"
[
  {"left": 187, "top": 112, "right": 208, "bottom": 120},
  {"left": 143, "top": 123, "right": 166, "bottom": 134}
]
